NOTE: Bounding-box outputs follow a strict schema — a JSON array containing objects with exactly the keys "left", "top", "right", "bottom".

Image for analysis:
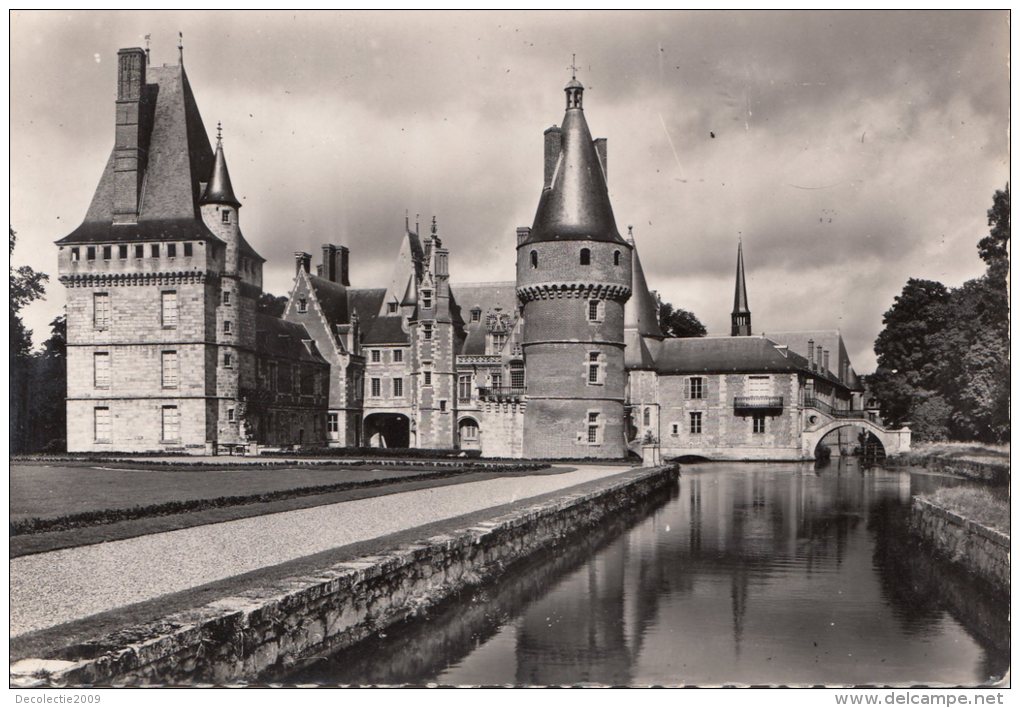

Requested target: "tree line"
[{"left": 868, "top": 187, "right": 1009, "bottom": 443}]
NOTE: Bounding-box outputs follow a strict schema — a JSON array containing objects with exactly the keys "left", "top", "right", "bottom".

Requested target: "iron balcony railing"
[
  {"left": 803, "top": 397, "right": 870, "bottom": 420},
  {"left": 477, "top": 386, "right": 527, "bottom": 400},
  {"left": 733, "top": 395, "right": 784, "bottom": 409}
]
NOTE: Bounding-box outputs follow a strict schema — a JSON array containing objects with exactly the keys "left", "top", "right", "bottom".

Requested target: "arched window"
[
  {"left": 580, "top": 248, "right": 591, "bottom": 265},
  {"left": 643, "top": 407, "right": 651, "bottom": 426},
  {"left": 530, "top": 250, "right": 538, "bottom": 268},
  {"left": 613, "top": 250, "right": 621, "bottom": 266}
]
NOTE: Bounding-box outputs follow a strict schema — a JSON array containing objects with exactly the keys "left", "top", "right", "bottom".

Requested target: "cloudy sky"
[{"left": 10, "top": 10, "right": 1009, "bottom": 371}]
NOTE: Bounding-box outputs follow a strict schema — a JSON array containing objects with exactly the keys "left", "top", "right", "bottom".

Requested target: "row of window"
[
  {"left": 369, "top": 349, "right": 404, "bottom": 364},
  {"left": 528, "top": 248, "right": 624, "bottom": 268},
  {"left": 93, "top": 291, "right": 239, "bottom": 334},
  {"left": 369, "top": 377, "right": 405, "bottom": 398},
  {"left": 667, "top": 412, "right": 767, "bottom": 436},
  {"left": 73, "top": 242, "right": 195, "bottom": 262},
  {"left": 94, "top": 405, "right": 182, "bottom": 443}
]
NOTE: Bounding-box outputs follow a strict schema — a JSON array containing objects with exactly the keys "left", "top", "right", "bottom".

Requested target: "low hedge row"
[
  {"left": 258, "top": 447, "right": 483, "bottom": 459},
  {"left": 10, "top": 462, "right": 549, "bottom": 536}
]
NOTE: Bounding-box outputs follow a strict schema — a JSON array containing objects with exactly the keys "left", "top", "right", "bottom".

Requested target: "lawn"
[
  {"left": 10, "top": 463, "right": 437, "bottom": 521},
  {"left": 910, "top": 441, "right": 1010, "bottom": 466},
  {"left": 924, "top": 486, "right": 1010, "bottom": 536}
]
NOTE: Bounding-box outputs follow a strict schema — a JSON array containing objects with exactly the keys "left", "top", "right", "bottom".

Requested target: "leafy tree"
[
  {"left": 978, "top": 185, "right": 1009, "bottom": 286},
  {"left": 258, "top": 292, "right": 288, "bottom": 318},
  {"left": 658, "top": 301, "right": 707, "bottom": 338},
  {"left": 26, "top": 315, "right": 67, "bottom": 451},
  {"left": 10, "top": 228, "right": 48, "bottom": 452}
]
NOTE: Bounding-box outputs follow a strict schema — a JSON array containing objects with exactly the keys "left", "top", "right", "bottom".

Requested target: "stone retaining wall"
[
  {"left": 909, "top": 497, "right": 1010, "bottom": 595},
  {"left": 10, "top": 465, "right": 678, "bottom": 687},
  {"left": 888, "top": 454, "right": 1009, "bottom": 485}
]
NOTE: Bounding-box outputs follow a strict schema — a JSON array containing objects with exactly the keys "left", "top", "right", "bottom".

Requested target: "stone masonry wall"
[
  {"left": 910, "top": 497, "right": 1009, "bottom": 595},
  {"left": 11, "top": 465, "right": 678, "bottom": 686}
]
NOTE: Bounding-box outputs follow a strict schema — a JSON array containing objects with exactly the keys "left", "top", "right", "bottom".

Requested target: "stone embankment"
[
  {"left": 887, "top": 453, "right": 1009, "bottom": 485},
  {"left": 909, "top": 497, "right": 1009, "bottom": 595},
  {"left": 10, "top": 464, "right": 678, "bottom": 686}
]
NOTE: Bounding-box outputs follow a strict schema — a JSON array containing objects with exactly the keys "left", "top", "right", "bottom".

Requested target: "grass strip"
[
  {"left": 11, "top": 463, "right": 547, "bottom": 536},
  {"left": 922, "top": 486, "right": 1010, "bottom": 536}
]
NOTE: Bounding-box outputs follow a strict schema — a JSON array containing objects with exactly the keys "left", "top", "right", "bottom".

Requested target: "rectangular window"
[
  {"left": 222, "top": 209, "right": 231, "bottom": 224},
  {"left": 118, "top": 244, "right": 128, "bottom": 259},
  {"left": 161, "top": 291, "right": 178, "bottom": 328},
  {"left": 151, "top": 244, "right": 160, "bottom": 258},
  {"left": 94, "top": 352, "right": 110, "bottom": 388},
  {"left": 388, "top": 301, "right": 398, "bottom": 314},
  {"left": 471, "top": 309, "right": 481, "bottom": 322},
  {"left": 328, "top": 413, "right": 339, "bottom": 434},
  {"left": 423, "top": 370, "right": 432, "bottom": 386},
  {"left": 167, "top": 243, "right": 177, "bottom": 258},
  {"left": 228, "top": 408, "right": 236, "bottom": 423},
  {"left": 510, "top": 365, "right": 525, "bottom": 389},
  {"left": 135, "top": 244, "right": 144, "bottom": 259},
  {"left": 690, "top": 377, "right": 704, "bottom": 399},
  {"left": 458, "top": 375, "right": 472, "bottom": 401},
  {"left": 94, "top": 293, "right": 111, "bottom": 330},
  {"left": 94, "top": 407, "right": 111, "bottom": 442},
  {"left": 422, "top": 291, "right": 432, "bottom": 309},
  {"left": 588, "top": 412, "right": 599, "bottom": 443},
  {"left": 393, "top": 349, "right": 403, "bottom": 363},
  {"left": 371, "top": 350, "right": 380, "bottom": 363},
  {"left": 87, "top": 246, "right": 96, "bottom": 261},
  {"left": 690, "top": 412, "right": 703, "bottom": 435},
  {"left": 70, "top": 247, "right": 80, "bottom": 261},
  {"left": 393, "top": 377, "right": 403, "bottom": 397},
  {"left": 492, "top": 333, "right": 507, "bottom": 352},
  {"left": 222, "top": 290, "right": 231, "bottom": 305},
  {"left": 588, "top": 300, "right": 600, "bottom": 321},
  {"left": 161, "top": 351, "right": 179, "bottom": 388},
  {"left": 753, "top": 414, "right": 766, "bottom": 434},
  {"left": 224, "top": 320, "right": 232, "bottom": 334},
  {"left": 588, "top": 352, "right": 600, "bottom": 384},
  {"left": 162, "top": 406, "right": 180, "bottom": 442},
  {"left": 224, "top": 352, "right": 233, "bottom": 368},
  {"left": 184, "top": 242, "right": 193, "bottom": 257},
  {"left": 439, "top": 400, "right": 447, "bottom": 412},
  {"left": 103, "top": 245, "right": 112, "bottom": 260},
  {"left": 370, "top": 378, "right": 381, "bottom": 397},
  {"left": 423, "top": 323, "right": 433, "bottom": 341},
  {"left": 491, "top": 372, "right": 501, "bottom": 388},
  {"left": 671, "top": 423, "right": 679, "bottom": 436},
  {"left": 298, "top": 297, "right": 308, "bottom": 313}
]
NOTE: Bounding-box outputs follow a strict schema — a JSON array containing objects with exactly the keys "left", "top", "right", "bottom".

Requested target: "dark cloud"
[{"left": 10, "top": 10, "right": 1008, "bottom": 371}]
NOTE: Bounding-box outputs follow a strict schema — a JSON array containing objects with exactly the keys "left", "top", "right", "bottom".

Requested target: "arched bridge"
[{"left": 802, "top": 417, "right": 911, "bottom": 458}]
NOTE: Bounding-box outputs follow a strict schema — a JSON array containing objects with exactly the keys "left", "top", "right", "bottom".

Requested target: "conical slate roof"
[
  {"left": 524, "top": 80, "right": 626, "bottom": 245},
  {"left": 624, "top": 233, "right": 663, "bottom": 339},
  {"left": 400, "top": 272, "right": 418, "bottom": 307},
  {"left": 201, "top": 138, "right": 241, "bottom": 208},
  {"left": 733, "top": 240, "right": 750, "bottom": 315}
]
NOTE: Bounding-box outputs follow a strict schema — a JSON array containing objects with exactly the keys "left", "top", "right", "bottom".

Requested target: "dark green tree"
[
  {"left": 257, "top": 292, "right": 289, "bottom": 318},
  {"left": 26, "top": 315, "right": 67, "bottom": 451},
  {"left": 10, "top": 228, "right": 48, "bottom": 453},
  {"left": 658, "top": 301, "right": 707, "bottom": 338},
  {"left": 978, "top": 184, "right": 1009, "bottom": 286}
]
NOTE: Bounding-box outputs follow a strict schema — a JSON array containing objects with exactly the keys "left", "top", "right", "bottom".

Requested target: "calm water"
[{"left": 290, "top": 462, "right": 1009, "bottom": 686}]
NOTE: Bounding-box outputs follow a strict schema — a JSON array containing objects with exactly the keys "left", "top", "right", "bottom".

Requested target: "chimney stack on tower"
[{"left": 113, "top": 47, "right": 148, "bottom": 224}]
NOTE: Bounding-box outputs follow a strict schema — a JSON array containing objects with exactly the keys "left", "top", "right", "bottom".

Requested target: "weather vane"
[{"left": 569, "top": 53, "right": 578, "bottom": 80}]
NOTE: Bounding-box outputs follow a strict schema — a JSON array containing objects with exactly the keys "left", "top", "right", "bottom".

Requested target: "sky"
[{"left": 10, "top": 10, "right": 1010, "bottom": 372}]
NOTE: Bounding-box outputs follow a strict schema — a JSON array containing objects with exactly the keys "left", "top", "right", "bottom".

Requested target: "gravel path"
[{"left": 10, "top": 465, "right": 629, "bottom": 637}]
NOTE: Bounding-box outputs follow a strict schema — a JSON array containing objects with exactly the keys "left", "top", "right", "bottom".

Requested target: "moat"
[{"left": 290, "top": 462, "right": 1009, "bottom": 686}]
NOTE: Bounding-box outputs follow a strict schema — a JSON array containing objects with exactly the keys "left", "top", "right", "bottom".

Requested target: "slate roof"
[
  {"left": 733, "top": 241, "right": 750, "bottom": 315},
  {"left": 57, "top": 63, "right": 262, "bottom": 262},
  {"left": 255, "top": 314, "right": 328, "bottom": 365},
  {"left": 624, "top": 237, "right": 662, "bottom": 339},
  {"left": 449, "top": 282, "right": 519, "bottom": 355},
  {"left": 524, "top": 80, "right": 627, "bottom": 246},
  {"left": 762, "top": 330, "right": 862, "bottom": 390}
]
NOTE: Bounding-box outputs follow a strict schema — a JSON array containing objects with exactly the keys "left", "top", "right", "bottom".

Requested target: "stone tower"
[
  {"left": 516, "top": 74, "right": 633, "bottom": 459},
  {"left": 731, "top": 240, "right": 751, "bottom": 336},
  {"left": 200, "top": 126, "right": 260, "bottom": 445}
]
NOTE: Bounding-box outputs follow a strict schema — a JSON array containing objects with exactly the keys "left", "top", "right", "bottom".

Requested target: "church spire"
[
  {"left": 200, "top": 122, "right": 241, "bottom": 209},
  {"left": 731, "top": 239, "right": 751, "bottom": 336}
]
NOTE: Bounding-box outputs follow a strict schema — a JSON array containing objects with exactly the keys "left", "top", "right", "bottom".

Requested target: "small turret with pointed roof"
[
  {"left": 201, "top": 122, "right": 241, "bottom": 209},
  {"left": 731, "top": 239, "right": 752, "bottom": 336}
]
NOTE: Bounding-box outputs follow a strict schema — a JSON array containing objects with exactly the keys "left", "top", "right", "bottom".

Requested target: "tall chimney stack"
[
  {"left": 321, "top": 244, "right": 337, "bottom": 282},
  {"left": 823, "top": 349, "right": 830, "bottom": 373},
  {"left": 335, "top": 245, "right": 350, "bottom": 286},
  {"left": 113, "top": 47, "right": 148, "bottom": 224},
  {"left": 294, "top": 251, "right": 311, "bottom": 275}
]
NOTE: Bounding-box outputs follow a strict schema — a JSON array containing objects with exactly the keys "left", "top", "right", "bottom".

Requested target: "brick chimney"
[
  {"left": 516, "top": 227, "right": 531, "bottom": 246},
  {"left": 807, "top": 339, "right": 815, "bottom": 369},
  {"left": 321, "top": 244, "right": 337, "bottom": 281},
  {"left": 113, "top": 47, "right": 147, "bottom": 224},
  {"left": 334, "top": 245, "right": 350, "bottom": 286},
  {"left": 543, "top": 125, "right": 562, "bottom": 190},
  {"left": 294, "top": 251, "right": 311, "bottom": 275},
  {"left": 823, "top": 349, "right": 830, "bottom": 373},
  {"left": 593, "top": 138, "right": 607, "bottom": 181}
]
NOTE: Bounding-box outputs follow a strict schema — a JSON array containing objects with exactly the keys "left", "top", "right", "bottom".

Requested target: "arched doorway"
[
  {"left": 458, "top": 417, "right": 480, "bottom": 451},
  {"left": 363, "top": 413, "right": 410, "bottom": 448}
]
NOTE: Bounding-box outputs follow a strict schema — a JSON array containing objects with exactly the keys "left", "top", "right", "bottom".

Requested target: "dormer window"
[
  {"left": 103, "top": 245, "right": 112, "bottom": 260},
  {"left": 580, "top": 248, "right": 590, "bottom": 266},
  {"left": 298, "top": 297, "right": 308, "bottom": 313},
  {"left": 151, "top": 244, "right": 160, "bottom": 258},
  {"left": 167, "top": 243, "right": 177, "bottom": 258},
  {"left": 388, "top": 301, "right": 398, "bottom": 314},
  {"left": 71, "top": 247, "right": 80, "bottom": 262},
  {"left": 222, "top": 209, "right": 231, "bottom": 224},
  {"left": 87, "top": 246, "right": 96, "bottom": 261},
  {"left": 135, "top": 244, "right": 144, "bottom": 259},
  {"left": 119, "top": 245, "right": 128, "bottom": 259},
  {"left": 184, "top": 242, "right": 193, "bottom": 257},
  {"left": 470, "top": 307, "right": 481, "bottom": 323}
]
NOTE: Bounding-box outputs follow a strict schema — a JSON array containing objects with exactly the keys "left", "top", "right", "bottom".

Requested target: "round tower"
[
  {"left": 516, "top": 75, "right": 632, "bottom": 459},
  {"left": 200, "top": 124, "right": 256, "bottom": 447}
]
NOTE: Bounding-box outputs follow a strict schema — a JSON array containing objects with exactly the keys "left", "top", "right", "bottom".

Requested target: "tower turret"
[
  {"left": 731, "top": 240, "right": 751, "bottom": 336},
  {"left": 516, "top": 70, "right": 633, "bottom": 459}
]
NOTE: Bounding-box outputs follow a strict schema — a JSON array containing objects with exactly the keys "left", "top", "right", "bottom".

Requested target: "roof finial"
[
  {"left": 216, "top": 121, "right": 223, "bottom": 147},
  {"left": 570, "top": 53, "right": 577, "bottom": 80},
  {"left": 431, "top": 215, "right": 437, "bottom": 236},
  {"left": 178, "top": 31, "right": 183, "bottom": 64},
  {"left": 144, "top": 34, "right": 151, "bottom": 64},
  {"left": 415, "top": 213, "right": 420, "bottom": 234},
  {"left": 405, "top": 209, "right": 409, "bottom": 231}
]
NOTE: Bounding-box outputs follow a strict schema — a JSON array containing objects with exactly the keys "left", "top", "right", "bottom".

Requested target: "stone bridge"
[{"left": 801, "top": 416, "right": 911, "bottom": 458}]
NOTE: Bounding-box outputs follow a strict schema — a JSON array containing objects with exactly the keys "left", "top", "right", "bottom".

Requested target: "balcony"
[
  {"left": 478, "top": 386, "right": 527, "bottom": 401},
  {"left": 733, "top": 395, "right": 784, "bottom": 409}
]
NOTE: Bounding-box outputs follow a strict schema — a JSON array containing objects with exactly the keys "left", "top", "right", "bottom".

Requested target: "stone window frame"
[
  {"left": 421, "top": 290, "right": 433, "bottom": 310},
  {"left": 586, "top": 350, "right": 604, "bottom": 386},
  {"left": 94, "top": 292, "right": 111, "bottom": 330},
  {"left": 227, "top": 408, "right": 236, "bottom": 423},
  {"left": 134, "top": 244, "right": 144, "bottom": 259},
  {"left": 161, "top": 350, "right": 179, "bottom": 389},
  {"left": 388, "top": 301, "right": 399, "bottom": 314},
  {"left": 370, "top": 349, "right": 381, "bottom": 363},
  {"left": 470, "top": 307, "right": 482, "bottom": 322},
  {"left": 327, "top": 412, "right": 339, "bottom": 435},
  {"left": 586, "top": 410, "right": 602, "bottom": 445},
  {"left": 70, "top": 247, "right": 80, "bottom": 262},
  {"left": 393, "top": 349, "right": 403, "bottom": 363},
  {"left": 167, "top": 243, "right": 177, "bottom": 259},
  {"left": 151, "top": 243, "right": 160, "bottom": 258},
  {"left": 670, "top": 421, "right": 680, "bottom": 437},
  {"left": 370, "top": 377, "right": 381, "bottom": 397},
  {"left": 298, "top": 297, "right": 308, "bottom": 313},
  {"left": 102, "top": 245, "right": 112, "bottom": 260},
  {"left": 423, "top": 322, "right": 434, "bottom": 341},
  {"left": 161, "top": 405, "right": 181, "bottom": 443},
  {"left": 392, "top": 377, "right": 404, "bottom": 398},
  {"left": 439, "top": 399, "right": 448, "bottom": 413},
  {"left": 222, "top": 209, "right": 231, "bottom": 224},
  {"left": 752, "top": 413, "right": 766, "bottom": 434},
  {"left": 184, "top": 242, "right": 193, "bottom": 257},
  {"left": 161, "top": 290, "right": 178, "bottom": 329},
  {"left": 94, "top": 406, "right": 112, "bottom": 443},
  {"left": 587, "top": 298, "right": 604, "bottom": 323},
  {"left": 689, "top": 411, "right": 703, "bottom": 435},
  {"left": 687, "top": 376, "right": 705, "bottom": 400},
  {"left": 87, "top": 246, "right": 96, "bottom": 261},
  {"left": 118, "top": 244, "right": 128, "bottom": 259},
  {"left": 458, "top": 374, "right": 472, "bottom": 401},
  {"left": 224, "top": 351, "right": 233, "bottom": 369},
  {"left": 93, "top": 352, "right": 111, "bottom": 389}
]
